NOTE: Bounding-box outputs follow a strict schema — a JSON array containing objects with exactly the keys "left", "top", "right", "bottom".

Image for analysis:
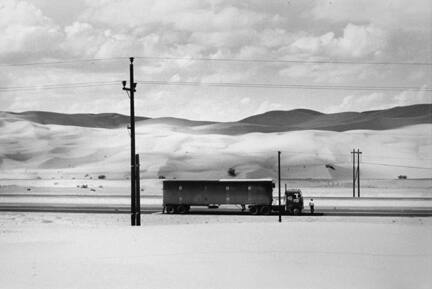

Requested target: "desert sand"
[
  {"left": 0, "top": 106, "right": 431, "bottom": 289},
  {"left": 0, "top": 213, "right": 430, "bottom": 289},
  {"left": 0, "top": 117, "right": 431, "bottom": 180},
  {"left": 1, "top": 104, "right": 431, "bottom": 180}
]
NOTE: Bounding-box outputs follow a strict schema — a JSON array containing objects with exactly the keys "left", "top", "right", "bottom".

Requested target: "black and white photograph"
[{"left": 0, "top": 0, "right": 431, "bottom": 288}]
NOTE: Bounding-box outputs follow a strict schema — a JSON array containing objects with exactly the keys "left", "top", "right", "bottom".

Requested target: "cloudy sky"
[{"left": 0, "top": 0, "right": 431, "bottom": 121}]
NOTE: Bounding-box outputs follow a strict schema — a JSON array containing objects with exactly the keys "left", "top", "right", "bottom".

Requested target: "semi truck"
[{"left": 162, "top": 179, "right": 304, "bottom": 215}]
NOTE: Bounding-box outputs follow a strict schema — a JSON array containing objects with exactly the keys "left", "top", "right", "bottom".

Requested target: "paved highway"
[{"left": 1, "top": 203, "right": 431, "bottom": 217}]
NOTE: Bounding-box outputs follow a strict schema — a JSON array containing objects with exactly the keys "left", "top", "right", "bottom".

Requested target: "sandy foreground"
[{"left": 0, "top": 213, "right": 431, "bottom": 289}]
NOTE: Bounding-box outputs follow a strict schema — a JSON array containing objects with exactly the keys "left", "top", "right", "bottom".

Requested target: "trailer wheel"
[
  {"left": 249, "top": 206, "right": 259, "bottom": 215},
  {"left": 177, "top": 205, "right": 189, "bottom": 214},
  {"left": 260, "top": 206, "right": 271, "bottom": 215},
  {"left": 166, "top": 206, "right": 176, "bottom": 214}
]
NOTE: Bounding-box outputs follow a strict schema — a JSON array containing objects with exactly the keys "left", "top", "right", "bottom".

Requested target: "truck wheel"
[
  {"left": 260, "top": 206, "right": 271, "bottom": 215},
  {"left": 166, "top": 206, "right": 176, "bottom": 214},
  {"left": 249, "top": 206, "right": 259, "bottom": 215},
  {"left": 177, "top": 205, "right": 189, "bottom": 214},
  {"left": 293, "top": 208, "right": 300, "bottom": 215}
]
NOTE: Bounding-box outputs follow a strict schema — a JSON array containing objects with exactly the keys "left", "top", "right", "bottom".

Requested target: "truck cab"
[{"left": 285, "top": 189, "right": 304, "bottom": 215}]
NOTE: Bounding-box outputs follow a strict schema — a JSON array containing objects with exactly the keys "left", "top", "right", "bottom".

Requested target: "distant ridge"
[
  {"left": 239, "top": 109, "right": 323, "bottom": 126},
  {"left": 3, "top": 111, "right": 149, "bottom": 129},
  {"left": 1, "top": 104, "right": 431, "bottom": 133},
  {"left": 224, "top": 104, "right": 432, "bottom": 134}
]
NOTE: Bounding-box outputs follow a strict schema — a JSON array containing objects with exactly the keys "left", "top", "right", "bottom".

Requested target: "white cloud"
[
  {"left": 311, "top": 0, "right": 431, "bottom": 31},
  {"left": 255, "top": 100, "right": 283, "bottom": 114},
  {"left": 394, "top": 87, "right": 432, "bottom": 106},
  {"left": 80, "top": 1, "right": 270, "bottom": 32},
  {"left": 0, "top": 0, "right": 430, "bottom": 119},
  {"left": 240, "top": 97, "right": 250, "bottom": 104},
  {"left": 290, "top": 23, "right": 387, "bottom": 58},
  {"left": 0, "top": 0, "right": 62, "bottom": 60},
  {"left": 258, "top": 28, "right": 295, "bottom": 48},
  {"left": 61, "top": 22, "right": 104, "bottom": 57},
  {"left": 328, "top": 89, "right": 432, "bottom": 113}
]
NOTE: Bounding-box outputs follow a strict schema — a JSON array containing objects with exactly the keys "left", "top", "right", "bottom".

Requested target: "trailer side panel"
[{"left": 163, "top": 180, "right": 273, "bottom": 206}]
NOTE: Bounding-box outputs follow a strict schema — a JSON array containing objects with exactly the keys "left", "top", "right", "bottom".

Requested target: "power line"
[
  {"left": 135, "top": 56, "right": 432, "bottom": 66},
  {"left": 137, "top": 80, "right": 431, "bottom": 92},
  {"left": 1, "top": 80, "right": 430, "bottom": 92},
  {"left": 142, "top": 149, "right": 432, "bottom": 162},
  {"left": 0, "top": 81, "right": 120, "bottom": 92},
  {"left": 1, "top": 56, "right": 431, "bottom": 67},
  {"left": 0, "top": 57, "right": 125, "bottom": 67},
  {"left": 362, "top": 162, "right": 432, "bottom": 170},
  {"left": 143, "top": 149, "right": 432, "bottom": 169}
]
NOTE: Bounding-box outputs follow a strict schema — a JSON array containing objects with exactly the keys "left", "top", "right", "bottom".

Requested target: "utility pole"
[
  {"left": 351, "top": 149, "right": 356, "bottom": 198},
  {"left": 357, "top": 148, "right": 362, "bottom": 198},
  {"left": 278, "top": 151, "right": 281, "bottom": 223},
  {"left": 122, "top": 57, "right": 137, "bottom": 226},
  {"left": 351, "top": 149, "right": 362, "bottom": 198},
  {"left": 135, "top": 154, "right": 141, "bottom": 226}
]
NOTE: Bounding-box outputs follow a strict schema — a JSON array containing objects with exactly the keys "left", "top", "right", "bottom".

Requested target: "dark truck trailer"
[{"left": 162, "top": 179, "right": 304, "bottom": 215}]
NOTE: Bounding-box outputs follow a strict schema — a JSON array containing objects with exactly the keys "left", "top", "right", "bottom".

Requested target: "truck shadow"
[{"left": 172, "top": 209, "right": 323, "bottom": 216}]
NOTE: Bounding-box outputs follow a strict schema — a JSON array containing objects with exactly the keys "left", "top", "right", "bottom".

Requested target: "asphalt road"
[{"left": 1, "top": 203, "right": 432, "bottom": 217}]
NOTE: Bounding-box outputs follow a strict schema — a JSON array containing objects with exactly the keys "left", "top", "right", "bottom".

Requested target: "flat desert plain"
[{"left": 0, "top": 213, "right": 431, "bottom": 289}]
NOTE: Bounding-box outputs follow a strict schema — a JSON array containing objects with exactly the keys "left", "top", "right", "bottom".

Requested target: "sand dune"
[
  {"left": 0, "top": 119, "right": 431, "bottom": 180},
  {"left": 240, "top": 109, "right": 324, "bottom": 126},
  {"left": 1, "top": 104, "right": 431, "bottom": 180},
  {"left": 232, "top": 104, "right": 432, "bottom": 134},
  {"left": 1, "top": 111, "right": 148, "bottom": 129},
  {"left": 137, "top": 117, "right": 214, "bottom": 127},
  {"left": 3, "top": 103, "right": 431, "bottom": 133}
]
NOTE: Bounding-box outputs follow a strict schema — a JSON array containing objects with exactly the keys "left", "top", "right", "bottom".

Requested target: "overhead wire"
[
  {"left": 0, "top": 80, "right": 430, "bottom": 92},
  {"left": 136, "top": 80, "right": 431, "bottom": 92},
  {"left": 0, "top": 56, "right": 430, "bottom": 172},
  {"left": 144, "top": 149, "right": 432, "bottom": 163},
  {"left": 0, "top": 57, "right": 126, "bottom": 67},
  {"left": 140, "top": 149, "right": 432, "bottom": 169},
  {"left": 1, "top": 56, "right": 431, "bottom": 67},
  {"left": 134, "top": 56, "right": 432, "bottom": 66},
  {"left": 0, "top": 81, "right": 121, "bottom": 92},
  {"left": 362, "top": 162, "right": 432, "bottom": 170}
]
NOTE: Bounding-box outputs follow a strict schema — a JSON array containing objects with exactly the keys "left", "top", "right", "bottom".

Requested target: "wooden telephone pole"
[
  {"left": 135, "top": 154, "right": 141, "bottom": 226},
  {"left": 122, "top": 57, "right": 140, "bottom": 226},
  {"left": 351, "top": 149, "right": 362, "bottom": 198},
  {"left": 278, "top": 151, "right": 281, "bottom": 223}
]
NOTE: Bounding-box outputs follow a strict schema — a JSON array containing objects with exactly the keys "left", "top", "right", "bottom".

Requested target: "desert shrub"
[{"left": 228, "top": 167, "right": 237, "bottom": 177}]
